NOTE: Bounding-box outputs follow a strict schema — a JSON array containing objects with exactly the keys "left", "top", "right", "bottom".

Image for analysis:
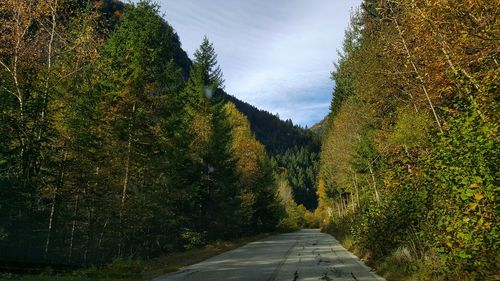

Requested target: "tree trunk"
[
  {"left": 351, "top": 171, "right": 360, "bottom": 207},
  {"left": 83, "top": 194, "right": 93, "bottom": 265},
  {"left": 68, "top": 195, "right": 79, "bottom": 263},
  {"left": 118, "top": 102, "right": 136, "bottom": 256},
  {"left": 390, "top": 11, "right": 443, "bottom": 133},
  {"left": 368, "top": 165, "right": 380, "bottom": 203},
  {"left": 98, "top": 218, "right": 109, "bottom": 249},
  {"left": 350, "top": 192, "right": 355, "bottom": 212},
  {"left": 121, "top": 103, "right": 136, "bottom": 209},
  {"left": 44, "top": 150, "right": 67, "bottom": 256},
  {"left": 38, "top": 0, "right": 58, "bottom": 141},
  {"left": 413, "top": 4, "right": 487, "bottom": 122},
  {"left": 337, "top": 201, "right": 341, "bottom": 217},
  {"left": 342, "top": 195, "right": 347, "bottom": 215},
  {"left": 405, "top": 90, "right": 419, "bottom": 113}
]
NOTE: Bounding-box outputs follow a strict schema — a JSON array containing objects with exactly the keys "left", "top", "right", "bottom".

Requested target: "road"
[{"left": 153, "top": 229, "right": 385, "bottom": 281}]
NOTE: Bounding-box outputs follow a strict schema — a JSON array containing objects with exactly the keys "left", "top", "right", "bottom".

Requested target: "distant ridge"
[{"left": 219, "top": 91, "right": 318, "bottom": 155}]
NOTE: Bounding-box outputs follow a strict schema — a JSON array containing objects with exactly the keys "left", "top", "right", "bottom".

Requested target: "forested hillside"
[
  {"left": 317, "top": 0, "right": 498, "bottom": 280},
  {"left": 309, "top": 116, "right": 328, "bottom": 137},
  {"left": 222, "top": 93, "right": 315, "bottom": 155},
  {"left": 223, "top": 93, "right": 320, "bottom": 210},
  {"left": 0, "top": 0, "right": 315, "bottom": 267}
]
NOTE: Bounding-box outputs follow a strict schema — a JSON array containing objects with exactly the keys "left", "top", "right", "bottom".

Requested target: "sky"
[{"left": 143, "top": 0, "right": 361, "bottom": 127}]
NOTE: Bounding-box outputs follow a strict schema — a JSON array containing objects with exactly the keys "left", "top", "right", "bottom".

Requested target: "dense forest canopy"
[
  {"left": 0, "top": 0, "right": 317, "bottom": 266},
  {"left": 317, "top": 0, "right": 498, "bottom": 280}
]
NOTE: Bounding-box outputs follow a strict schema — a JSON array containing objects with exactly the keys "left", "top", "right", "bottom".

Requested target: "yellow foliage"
[
  {"left": 190, "top": 112, "right": 212, "bottom": 155},
  {"left": 224, "top": 102, "right": 266, "bottom": 190},
  {"left": 468, "top": 183, "right": 479, "bottom": 189},
  {"left": 474, "top": 193, "right": 484, "bottom": 202},
  {"left": 468, "top": 203, "right": 478, "bottom": 211}
]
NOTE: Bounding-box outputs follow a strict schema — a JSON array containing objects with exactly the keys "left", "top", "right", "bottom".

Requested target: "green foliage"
[
  {"left": 273, "top": 146, "right": 320, "bottom": 210},
  {"left": 275, "top": 176, "right": 319, "bottom": 232},
  {"left": 277, "top": 203, "right": 307, "bottom": 232},
  {"left": 179, "top": 228, "right": 207, "bottom": 250},
  {"left": 222, "top": 93, "right": 321, "bottom": 211},
  {"left": 422, "top": 95, "right": 499, "bottom": 279},
  {"left": 0, "top": 228, "right": 7, "bottom": 241},
  {"left": 222, "top": 93, "right": 318, "bottom": 155},
  {"left": 182, "top": 36, "right": 243, "bottom": 240},
  {"left": 353, "top": 188, "right": 428, "bottom": 259},
  {"left": 0, "top": 0, "right": 287, "bottom": 268},
  {"left": 328, "top": 11, "right": 363, "bottom": 122},
  {"left": 318, "top": 1, "right": 498, "bottom": 280},
  {"left": 389, "top": 109, "right": 431, "bottom": 149}
]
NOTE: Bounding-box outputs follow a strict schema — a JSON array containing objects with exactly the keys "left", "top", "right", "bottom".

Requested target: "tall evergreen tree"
[
  {"left": 184, "top": 37, "right": 240, "bottom": 239},
  {"left": 97, "top": 1, "right": 194, "bottom": 257}
]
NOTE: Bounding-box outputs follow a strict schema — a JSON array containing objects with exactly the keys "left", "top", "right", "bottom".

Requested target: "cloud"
[{"left": 145, "top": 0, "right": 361, "bottom": 126}]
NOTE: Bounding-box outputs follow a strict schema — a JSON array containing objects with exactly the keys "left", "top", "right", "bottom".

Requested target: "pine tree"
[
  {"left": 96, "top": 1, "right": 196, "bottom": 257},
  {"left": 184, "top": 37, "right": 240, "bottom": 239}
]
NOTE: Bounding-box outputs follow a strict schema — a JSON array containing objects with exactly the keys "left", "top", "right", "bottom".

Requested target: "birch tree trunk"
[
  {"left": 121, "top": 103, "right": 136, "bottom": 210},
  {"left": 118, "top": 102, "right": 136, "bottom": 256},
  {"left": 389, "top": 8, "right": 443, "bottom": 133},
  {"left": 38, "top": 0, "right": 58, "bottom": 142},
  {"left": 68, "top": 195, "right": 79, "bottom": 263},
  {"left": 351, "top": 171, "right": 360, "bottom": 207},
  {"left": 368, "top": 165, "right": 380, "bottom": 203},
  {"left": 44, "top": 150, "right": 67, "bottom": 256}
]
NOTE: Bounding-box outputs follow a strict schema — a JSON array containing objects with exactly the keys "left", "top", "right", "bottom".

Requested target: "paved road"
[{"left": 153, "top": 229, "right": 385, "bottom": 281}]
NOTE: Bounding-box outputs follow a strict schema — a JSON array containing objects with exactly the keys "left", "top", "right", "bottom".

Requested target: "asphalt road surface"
[{"left": 153, "top": 229, "right": 385, "bottom": 281}]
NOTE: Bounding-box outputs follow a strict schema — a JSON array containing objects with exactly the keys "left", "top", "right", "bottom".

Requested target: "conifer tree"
[
  {"left": 97, "top": 1, "right": 193, "bottom": 256},
  {"left": 184, "top": 37, "right": 240, "bottom": 238}
]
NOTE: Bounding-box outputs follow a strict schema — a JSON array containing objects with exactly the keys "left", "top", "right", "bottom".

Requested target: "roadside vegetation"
[
  {"left": 316, "top": 1, "right": 498, "bottom": 280},
  {"left": 0, "top": 232, "right": 275, "bottom": 281}
]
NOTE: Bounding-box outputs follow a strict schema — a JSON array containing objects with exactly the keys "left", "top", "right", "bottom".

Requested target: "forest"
[
  {"left": 222, "top": 92, "right": 321, "bottom": 210},
  {"left": 0, "top": 0, "right": 318, "bottom": 268},
  {"left": 0, "top": 0, "right": 498, "bottom": 280},
  {"left": 316, "top": 0, "right": 498, "bottom": 280}
]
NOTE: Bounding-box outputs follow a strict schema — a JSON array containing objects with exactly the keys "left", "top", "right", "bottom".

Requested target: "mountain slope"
[
  {"left": 220, "top": 91, "right": 321, "bottom": 210},
  {"left": 221, "top": 92, "right": 318, "bottom": 155}
]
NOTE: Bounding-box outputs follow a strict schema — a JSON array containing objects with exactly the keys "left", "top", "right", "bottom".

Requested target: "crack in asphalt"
[{"left": 267, "top": 240, "right": 298, "bottom": 281}]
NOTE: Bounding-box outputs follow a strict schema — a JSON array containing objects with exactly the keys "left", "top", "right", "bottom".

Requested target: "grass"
[
  {"left": 323, "top": 227, "right": 449, "bottom": 281},
  {"left": 330, "top": 233, "right": 415, "bottom": 281},
  {"left": 322, "top": 224, "right": 417, "bottom": 281},
  {"left": 0, "top": 232, "right": 274, "bottom": 281}
]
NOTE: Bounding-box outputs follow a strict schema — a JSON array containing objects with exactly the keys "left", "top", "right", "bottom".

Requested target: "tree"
[
  {"left": 0, "top": 0, "right": 103, "bottom": 263},
  {"left": 225, "top": 102, "right": 282, "bottom": 232},
  {"left": 184, "top": 37, "right": 241, "bottom": 239},
  {"left": 318, "top": 0, "right": 498, "bottom": 279},
  {"left": 96, "top": 0, "right": 194, "bottom": 257}
]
